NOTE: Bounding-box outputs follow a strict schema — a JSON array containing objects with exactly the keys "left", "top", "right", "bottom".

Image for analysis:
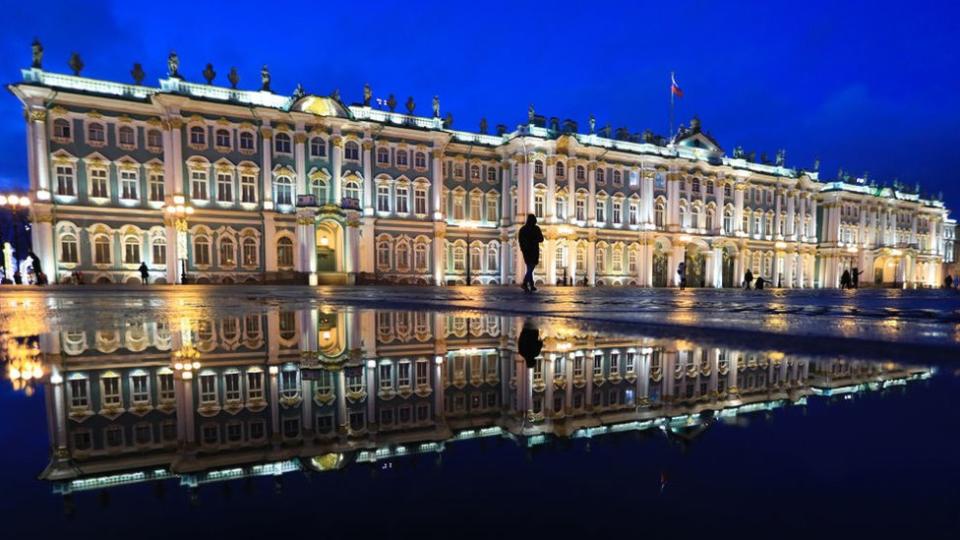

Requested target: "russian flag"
[{"left": 671, "top": 73, "right": 683, "bottom": 98}]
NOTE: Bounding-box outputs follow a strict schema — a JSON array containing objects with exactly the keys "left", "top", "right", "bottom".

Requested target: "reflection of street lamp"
[
  {"left": 172, "top": 343, "right": 201, "bottom": 380},
  {"left": 2, "top": 336, "right": 42, "bottom": 396},
  {"left": 163, "top": 199, "right": 194, "bottom": 284}
]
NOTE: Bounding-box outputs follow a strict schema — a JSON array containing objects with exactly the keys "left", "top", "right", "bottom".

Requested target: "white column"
[
  {"left": 500, "top": 163, "right": 511, "bottom": 226},
  {"left": 29, "top": 109, "right": 51, "bottom": 196},
  {"left": 566, "top": 158, "right": 576, "bottom": 225},
  {"left": 775, "top": 189, "right": 783, "bottom": 238},
  {"left": 331, "top": 133, "right": 343, "bottom": 206},
  {"left": 500, "top": 232, "right": 511, "bottom": 285},
  {"left": 715, "top": 180, "right": 726, "bottom": 234},
  {"left": 264, "top": 212, "right": 278, "bottom": 273},
  {"left": 808, "top": 197, "right": 818, "bottom": 240},
  {"left": 798, "top": 195, "right": 807, "bottom": 241},
  {"left": 586, "top": 239, "right": 596, "bottom": 286},
  {"left": 433, "top": 230, "right": 446, "bottom": 286},
  {"left": 734, "top": 184, "right": 745, "bottom": 234},
  {"left": 431, "top": 149, "right": 444, "bottom": 220},
  {"left": 294, "top": 130, "right": 307, "bottom": 198},
  {"left": 786, "top": 191, "right": 796, "bottom": 238},
  {"left": 261, "top": 124, "right": 274, "bottom": 209},
  {"left": 545, "top": 156, "right": 556, "bottom": 222},
  {"left": 667, "top": 171, "right": 680, "bottom": 230},
  {"left": 296, "top": 210, "right": 317, "bottom": 285},
  {"left": 641, "top": 169, "right": 654, "bottom": 225},
  {"left": 587, "top": 163, "right": 597, "bottom": 225},
  {"left": 544, "top": 237, "right": 556, "bottom": 285},
  {"left": 362, "top": 139, "right": 374, "bottom": 214},
  {"left": 566, "top": 237, "right": 577, "bottom": 286}
]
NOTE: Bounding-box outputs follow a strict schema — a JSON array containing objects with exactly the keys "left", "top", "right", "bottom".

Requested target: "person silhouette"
[
  {"left": 840, "top": 269, "right": 851, "bottom": 289},
  {"left": 744, "top": 269, "right": 753, "bottom": 289},
  {"left": 517, "top": 318, "right": 543, "bottom": 369},
  {"left": 138, "top": 262, "right": 150, "bottom": 285},
  {"left": 517, "top": 214, "right": 544, "bottom": 293}
]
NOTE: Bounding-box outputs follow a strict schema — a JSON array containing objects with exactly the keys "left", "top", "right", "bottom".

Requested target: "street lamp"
[
  {"left": 172, "top": 343, "right": 201, "bottom": 380},
  {"left": 163, "top": 200, "right": 194, "bottom": 284},
  {"left": 2, "top": 336, "right": 43, "bottom": 396},
  {"left": 0, "top": 193, "right": 31, "bottom": 279}
]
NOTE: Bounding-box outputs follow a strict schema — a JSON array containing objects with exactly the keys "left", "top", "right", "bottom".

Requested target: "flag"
[{"left": 671, "top": 73, "right": 683, "bottom": 98}]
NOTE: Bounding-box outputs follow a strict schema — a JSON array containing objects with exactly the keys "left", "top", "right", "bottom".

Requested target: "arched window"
[
  {"left": 470, "top": 165, "right": 481, "bottom": 179},
  {"left": 723, "top": 208, "right": 733, "bottom": 234},
  {"left": 706, "top": 207, "right": 715, "bottom": 230},
  {"left": 275, "top": 176, "right": 293, "bottom": 206},
  {"left": 576, "top": 166, "right": 585, "bottom": 181},
  {"left": 344, "top": 141, "right": 360, "bottom": 161},
  {"left": 452, "top": 244, "right": 466, "bottom": 272},
  {"left": 344, "top": 180, "right": 361, "bottom": 202},
  {"left": 215, "top": 129, "right": 231, "bottom": 149},
  {"left": 274, "top": 133, "right": 291, "bottom": 154},
  {"left": 377, "top": 239, "right": 392, "bottom": 269},
  {"left": 556, "top": 161, "right": 565, "bottom": 178},
  {"left": 87, "top": 123, "right": 105, "bottom": 144},
  {"left": 146, "top": 129, "right": 162, "bottom": 150},
  {"left": 628, "top": 248, "right": 639, "bottom": 274},
  {"left": 534, "top": 160, "right": 544, "bottom": 176},
  {"left": 277, "top": 237, "right": 294, "bottom": 268},
  {"left": 596, "top": 168, "right": 605, "bottom": 184},
  {"left": 53, "top": 118, "right": 71, "bottom": 140},
  {"left": 595, "top": 245, "right": 606, "bottom": 273},
  {"left": 311, "top": 178, "right": 327, "bottom": 203},
  {"left": 60, "top": 234, "right": 79, "bottom": 263},
  {"left": 152, "top": 236, "right": 166, "bottom": 265},
  {"left": 414, "top": 242, "right": 429, "bottom": 272},
  {"left": 396, "top": 241, "right": 410, "bottom": 271},
  {"left": 310, "top": 137, "right": 326, "bottom": 157},
  {"left": 55, "top": 164, "right": 75, "bottom": 197},
  {"left": 193, "top": 237, "right": 210, "bottom": 266},
  {"left": 654, "top": 201, "right": 665, "bottom": 228},
  {"left": 691, "top": 204, "right": 701, "bottom": 228},
  {"left": 611, "top": 246, "right": 623, "bottom": 273},
  {"left": 613, "top": 170, "right": 622, "bottom": 185},
  {"left": 189, "top": 125, "right": 206, "bottom": 146},
  {"left": 487, "top": 243, "right": 499, "bottom": 272},
  {"left": 219, "top": 237, "right": 236, "bottom": 266},
  {"left": 239, "top": 131, "right": 255, "bottom": 151},
  {"left": 93, "top": 236, "right": 111, "bottom": 264},
  {"left": 396, "top": 150, "right": 408, "bottom": 167},
  {"left": 377, "top": 147, "right": 390, "bottom": 165},
  {"left": 414, "top": 152, "right": 427, "bottom": 169},
  {"left": 470, "top": 245, "right": 482, "bottom": 274},
  {"left": 242, "top": 237, "right": 258, "bottom": 266}
]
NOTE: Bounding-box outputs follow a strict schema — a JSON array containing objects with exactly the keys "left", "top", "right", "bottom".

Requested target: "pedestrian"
[
  {"left": 517, "top": 319, "right": 543, "bottom": 369},
  {"left": 852, "top": 267, "right": 863, "bottom": 289},
  {"left": 755, "top": 276, "right": 765, "bottom": 290},
  {"left": 13, "top": 270, "right": 22, "bottom": 285},
  {"left": 954, "top": 275, "right": 959, "bottom": 289},
  {"left": 517, "top": 213, "right": 544, "bottom": 293},
  {"left": 743, "top": 269, "right": 753, "bottom": 289},
  {"left": 944, "top": 275, "right": 953, "bottom": 289},
  {"left": 840, "top": 269, "right": 851, "bottom": 289},
  {"left": 138, "top": 262, "right": 150, "bottom": 285},
  {"left": 677, "top": 261, "right": 686, "bottom": 290}
]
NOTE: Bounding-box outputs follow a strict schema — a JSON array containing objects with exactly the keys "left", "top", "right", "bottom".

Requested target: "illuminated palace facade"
[
  {"left": 25, "top": 306, "right": 930, "bottom": 494},
  {"left": 9, "top": 62, "right": 954, "bottom": 288}
]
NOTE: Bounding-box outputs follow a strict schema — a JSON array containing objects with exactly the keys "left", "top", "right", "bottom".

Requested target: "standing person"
[
  {"left": 840, "top": 269, "right": 851, "bottom": 289},
  {"left": 138, "top": 262, "right": 150, "bottom": 285},
  {"left": 755, "top": 276, "right": 765, "bottom": 290},
  {"left": 852, "top": 266, "right": 862, "bottom": 289},
  {"left": 677, "top": 261, "right": 686, "bottom": 290},
  {"left": 744, "top": 269, "right": 754, "bottom": 290},
  {"left": 517, "top": 214, "right": 544, "bottom": 293},
  {"left": 954, "top": 275, "right": 959, "bottom": 289},
  {"left": 944, "top": 275, "right": 953, "bottom": 289},
  {"left": 13, "top": 270, "right": 22, "bottom": 285}
]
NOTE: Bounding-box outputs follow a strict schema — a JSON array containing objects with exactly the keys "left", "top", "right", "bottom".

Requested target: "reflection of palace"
[
  {"left": 9, "top": 46, "right": 954, "bottom": 288},
  {"left": 24, "top": 308, "right": 930, "bottom": 496}
]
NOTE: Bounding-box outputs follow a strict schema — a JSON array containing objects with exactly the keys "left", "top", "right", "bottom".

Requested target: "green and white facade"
[{"left": 8, "top": 60, "right": 954, "bottom": 287}]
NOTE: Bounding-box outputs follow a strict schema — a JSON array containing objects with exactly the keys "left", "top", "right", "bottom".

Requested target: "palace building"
[
  {"left": 13, "top": 306, "right": 930, "bottom": 496},
  {"left": 8, "top": 50, "right": 955, "bottom": 287}
]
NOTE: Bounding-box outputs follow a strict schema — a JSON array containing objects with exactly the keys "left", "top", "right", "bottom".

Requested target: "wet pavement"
[{"left": 0, "top": 288, "right": 958, "bottom": 538}]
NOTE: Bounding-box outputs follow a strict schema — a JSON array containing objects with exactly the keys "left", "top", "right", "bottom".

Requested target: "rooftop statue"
[
  {"left": 293, "top": 83, "right": 305, "bottom": 100},
  {"left": 130, "top": 63, "right": 145, "bottom": 85},
  {"left": 813, "top": 158, "right": 820, "bottom": 171},
  {"left": 775, "top": 148, "right": 785, "bottom": 167},
  {"left": 432, "top": 95, "right": 440, "bottom": 118},
  {"left": 589, "top": 114, "right": 596, "bottom": 134},
  {"left": 363, "top": 83, "right": 372, "bottom": 106},
  {"left": 68, "top": 52, "right": 84, "bottom": 76},
  {"left": 31, "top": 38, "right": 43, "bottom": 69},
  {"left": 479, "top": 117, "right": 488, "bottom": 134},
  {"left": 167, "top": 51, "right": 181, "bottom": 79},
  {"left": 444, "top": 112, "right": 453, "bottom": 128},
  {"left": 202, "top": 63, "right": 216, "bottom": 85},
  {"left": 528, "top": 104, "right": 535, "bottom": 123},
  {"left": 228, "top": 67, "right": 239, "bottom": 89},
  {"left": 260, "top": 65, "right": 271, "bottom": 92},
  {"left": 387, "top": 94, "right": 397, "bottom": 112},
  {"left": 330, "top": 88, "right": 340, "bottom": 101},
  {"left": 733, "top": 145, "right": 744, "bottom": 158},
  {"left": 405, "top": 96, "right": 415, "bottom": 114}
]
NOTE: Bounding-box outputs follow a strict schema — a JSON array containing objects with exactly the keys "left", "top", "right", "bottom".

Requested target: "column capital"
[
  {"left": 294, "top": 133, "right": 308, "bottom": 144},
  {"left": 260, "top": 127, "right": 273, "bottom": 139},
  {"left": 331, "top": 135, "right": 343, "bottom": 147},
  {"left": 362, "top": 140, "right": 374, "bottom": 150}
]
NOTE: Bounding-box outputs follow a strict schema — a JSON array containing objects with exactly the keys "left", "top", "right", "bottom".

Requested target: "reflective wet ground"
[{"left": 1, "top": 288, "right": 958, "bottom": 538}]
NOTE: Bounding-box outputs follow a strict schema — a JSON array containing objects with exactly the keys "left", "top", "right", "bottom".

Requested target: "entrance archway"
[
  {"left": 683, "top": 240, "right": 709, "bottom": 288},
  {"left": 315, "top": 219, "right": 344, "bottom": 273},
  {"left": 721, "top": 246, "right": 737, "bottom": 287},
  {"left": 652, "top": 239, "right": 669, "bottom": 287}
]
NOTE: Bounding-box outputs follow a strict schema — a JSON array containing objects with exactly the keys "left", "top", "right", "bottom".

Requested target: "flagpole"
[{"left": 669, "top": 71, "right": 675, "bottom": 143}]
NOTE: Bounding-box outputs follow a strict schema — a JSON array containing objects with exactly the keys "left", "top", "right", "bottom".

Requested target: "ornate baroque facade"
[{"left": 8, "top": 61, "right": 954, "bottom": 287}]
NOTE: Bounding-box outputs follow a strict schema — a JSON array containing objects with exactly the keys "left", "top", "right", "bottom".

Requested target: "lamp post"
[
  {"left": 0, "top": 193, "right": 31, "bottom": 277},
  {"left": 163, "top": 200, "right": 194, "bottom": 284}
]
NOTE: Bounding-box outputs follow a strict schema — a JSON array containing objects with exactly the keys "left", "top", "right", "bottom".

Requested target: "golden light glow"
[{"left": 3, "top": 337, "right": 43, "bottom": 396}]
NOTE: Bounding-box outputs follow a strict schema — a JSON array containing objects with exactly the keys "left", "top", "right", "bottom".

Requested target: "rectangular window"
[
  {"left": 102, "top": 376, "right": 121, "bottom": 406},
  {"left": 470, "top": 196, "right": 482, "bottom": 221},
  {"left": 486, "top": 197, "right": 498, "bottom": 222},
  {"left": 148, "top": 174, "right": 164, "bottom": 202},
  {"left": 377, "top": 185, "right": 390, "bottom": 212},
  {"left": 240, "top": 175, "right": 257, "bottom": 203},
  {"left": 55, "top": 165, "right": 75, "bottom": 196},
  {"left": 398, "top": 362, "right": 411, "bottom": 388},
  {"left": 612, "top": 201, "right": 622, "bottom": 224},
  {"left": 247, "top": 371, "right": 264, "bottom": 400},
  {"left": 69, "top": 379, "right": 89, "bottom": 408},
  {"left": 225, "top": 372, "right": 241, "bottom": 401},
  {"left": 152, "top": 241, "right": 166, "bottom": 265},
  {"left": 596, "top": 202, "right": 606, "bottom": 223},
  {"left": 415, "top": 188, "right": 427, "bottom": 215},
  {"left": 131, "top": 374, "right": 149, "bottom": 404},
  {"left": 200, "top": 374, "right": 217, "bottom": 403},
  {"left": 576, "top": 199, "right": 586, "bottom": 221},
  {"left": 158, "top": 373, "right": 175, "bottom": 402},
  {"left": 396, "top": 185, "right": 409, "bottom": 213},
  {"left": 124, "top": 242, "right": 140, "bottom": 264},
  {"left": 61, "top": 237, "right": 78, "bottom": 263},
  {"left": 217, "top": 173, "right": 233, "bottom": 202},
  {"left": 379, "top": 364, "right": 393, "bottom": 390},
  {"left": 191, "top": 171, "right": 208, "bottom": 200},
  {"left": 89, "top": 168, "right": 108, "bottom": 198}
]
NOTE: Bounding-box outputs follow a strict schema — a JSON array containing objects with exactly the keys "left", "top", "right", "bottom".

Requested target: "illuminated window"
[
  {"left": 55, "top": 165, "right": 75, "bottom": 196},
  {"left": 219, "top": 237, "right": 235, "bottom": 266},
  {"left": 89, "top": 168, "right": 108, "bottom": 199},
  {"left": 147, "top": 129, "right": 163, "bottom": 150},
  {"left": 189, "top": 125, "right": 206, "bottom": 146},
  {"left": 60, "top": 234, "right": 78, "bottom": 263},
  {"left": 239, "top": 131, "right": 255, "bottom": 151},
  {"left": 87, "top": 122, "right": 105, "bottom": 144},
  {"left": 191, "top": 170, "right": 208, "bottom": 200},
  {"left": 53, "top": 118, "right": 71, "bottom": 140},
  {"left": 274, "top": 133, "right": 291, "bottom": 154},
  {"left": 277, "top": 237, "right": 294, "bottom": 268},
  {"left": 240, "top": 175, "right": 257, "bottom": 203},
  {"left": 152, "top": 237, "right": 166, "bottom": 265},
  {"left": 344, "top": 141, "right": 360, "bottom": 161},
  {"left": 149, "top": 173, "right": 164, "bottom": 202},
  {"left": 215, "top": 129, "right": 231, "bottom": 149},
  {"left": 217, "top": 173, "right": 233, "bottom": 202},
  {"left": 275, "top": 176, "right": 293, "bottom": 206},
  {"left": 242, "top": 237, "right": 257, "bottom": 266},
  {"left": 377, "top": 147, "right": 390, "bottom": 165},
  {"left": 396, "top": 184, "right": 409, "bottom": 213},
  {"left": 124, "top": 237, "right": 141, "bottom": 264}
]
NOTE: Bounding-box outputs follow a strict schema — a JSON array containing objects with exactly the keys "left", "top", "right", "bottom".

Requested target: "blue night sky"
[{"left": 1, "top": 0, "right": 958, "bottom": 209}]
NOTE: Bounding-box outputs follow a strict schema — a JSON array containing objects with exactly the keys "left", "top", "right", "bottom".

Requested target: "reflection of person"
[
  {"left": 517, "top": 214, "right": 543, "bottom": 293},
  {"left": 517, "top": 319, "right": 543, "bottom": 369}
]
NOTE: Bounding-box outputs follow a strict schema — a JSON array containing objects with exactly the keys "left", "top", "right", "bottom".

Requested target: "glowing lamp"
[{"left": 268, "top": 365, "right": 279, "bottom": 375}]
